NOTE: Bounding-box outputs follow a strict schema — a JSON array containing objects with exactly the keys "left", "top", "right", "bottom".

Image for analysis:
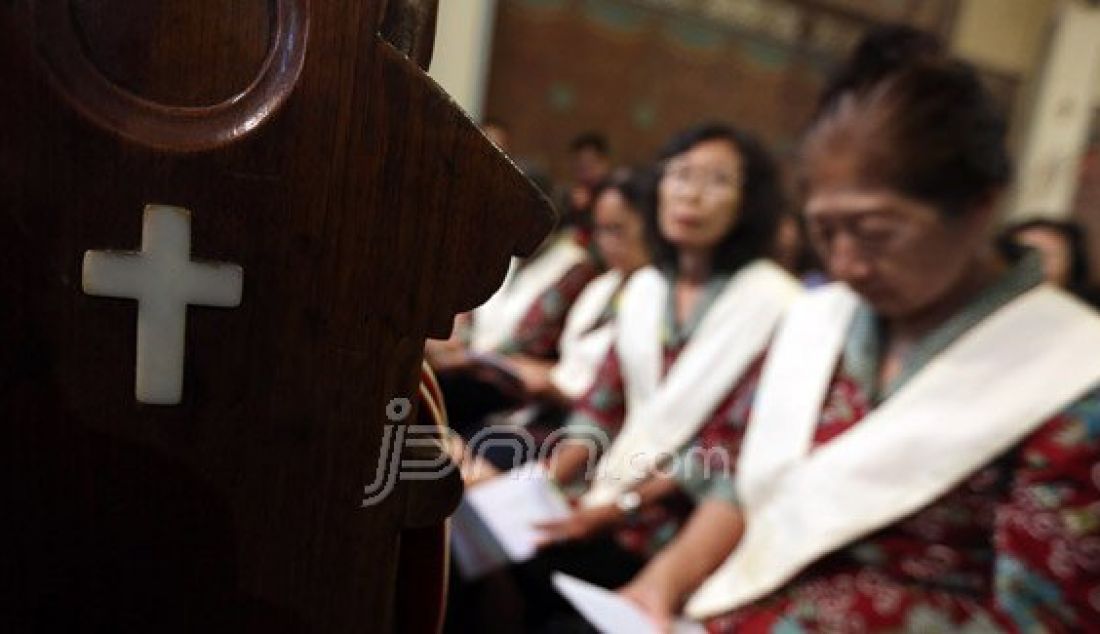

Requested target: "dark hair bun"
[
  {"left": 819, "top": 25, "right": 943, "bottom": 112},
  {"left": 804, "top": 25, "right": 1011, "bottom": 215}
]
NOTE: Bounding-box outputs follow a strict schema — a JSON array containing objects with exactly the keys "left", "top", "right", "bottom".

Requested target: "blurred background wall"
[{"left": 431, "top": 0, "right": 1100, "bottom": 277}]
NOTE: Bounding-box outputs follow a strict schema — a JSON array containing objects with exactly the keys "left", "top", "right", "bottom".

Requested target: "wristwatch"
[{"left": 614, "top": 490, "right": 642, "bottom": 517}]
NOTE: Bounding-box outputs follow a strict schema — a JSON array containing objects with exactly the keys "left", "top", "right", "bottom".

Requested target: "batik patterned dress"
[
  {"left": 704, "top": 258, "right": 1100, "bottom": 633},
  {"left": 564, "top": 272, "right": 765, "bottom": 558},
  {"left": 496, "top": 260, "right": 598, "bottom": 360}
]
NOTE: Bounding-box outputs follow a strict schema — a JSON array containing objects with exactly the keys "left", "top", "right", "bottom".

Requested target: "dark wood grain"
[
  {"left": 0, "top": 1, "right": 554, "bottom": 632},
  {"left": 70, "top": 0, "right": 273, "bottom": 107}
]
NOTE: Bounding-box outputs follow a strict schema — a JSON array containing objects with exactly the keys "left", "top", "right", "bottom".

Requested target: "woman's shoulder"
[
  {"left": 618, "top": 265, "right": 666, "bottom": 296},
  {"left": 737, "top": 258, "right": 804, "bottom": 296}
]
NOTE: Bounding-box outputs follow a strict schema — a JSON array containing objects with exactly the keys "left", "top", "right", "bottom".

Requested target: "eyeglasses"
[
  {"left": 806, "top": 215, "right": 910, "bottom": 257},
  {"left": 663, "top": 162, "right": 741, "bottom": 193}
]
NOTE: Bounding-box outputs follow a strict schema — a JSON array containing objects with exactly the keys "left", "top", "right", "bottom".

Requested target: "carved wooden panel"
[{"left": 0, "top": 1, "right": 554, "bottom": 631}]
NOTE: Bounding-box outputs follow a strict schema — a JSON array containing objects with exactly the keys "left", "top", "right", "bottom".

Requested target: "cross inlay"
[{"left": 82, "top": 204, "right": 244, "bottom": 405}]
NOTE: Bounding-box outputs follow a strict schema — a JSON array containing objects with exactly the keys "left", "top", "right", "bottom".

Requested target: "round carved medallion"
[{"left": 33, "top": 0, "right": 309, "bottom": 152}]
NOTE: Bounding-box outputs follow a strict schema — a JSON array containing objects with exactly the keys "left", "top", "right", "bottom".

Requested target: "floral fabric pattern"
[
  {"left": 565, "top": 342, "right": 764, "bottom": 557},
  {"left": 706, "top": 258, "right": 1100, "bottom": 632},
  {"left": 704, "top": 373, "right": 1100, "bottom": 634}
]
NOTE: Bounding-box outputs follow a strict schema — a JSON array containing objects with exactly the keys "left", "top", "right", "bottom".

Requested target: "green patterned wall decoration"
[
  {"left": 516, "top": 0, "right": 568, "bottom": 10},
  {"left": 774, "top": 136, "right": 798, "bottom": 160},
  {"left": 583, "top": 0, "right": 648, "bottom": 32},
  {"left": 740, "top": 39, "right": 793, "bottom": 71},
  {"left": 488, "top": 0, "right": 964, "bottom": 185},
  {"left": 548, "top": 81, "right": 577, "bottom": 112},
  {"left": 662, "top": 16, "right": 726, "bottom": 52},
  {"left": 632, "top": 101, "right": 658, "bottom": 130},
  {"left": 807, "top": 54, "right": 836, "bottom": 77}
]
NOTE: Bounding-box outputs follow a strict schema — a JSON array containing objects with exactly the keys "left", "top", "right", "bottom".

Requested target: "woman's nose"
[
  {"left": 828, "top": 233, "right": 872, "bottom": 283},
  {"left": 673, "top": 176, "right": 704, "bottom": 200}
]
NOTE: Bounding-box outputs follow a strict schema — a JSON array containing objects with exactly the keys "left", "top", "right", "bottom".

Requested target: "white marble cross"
[{"left": 82, "top": 204, "right": 244, "bottom": 405}]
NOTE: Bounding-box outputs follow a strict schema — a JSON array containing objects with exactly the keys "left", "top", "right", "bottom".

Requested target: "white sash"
[
  {"left": 616, "top": 267, "right": 666, "bottom": 418},
  {"left": 583, "top": 261, "right": 802, "bottom": 507},
  {"left": 551, "top": 270, "right": 623, "bottom": 401},
  {"left": 687, "top": 284, "right": 1100, "bottom": 619},
  {"left": 471, "top": 233, "right": 588, "bottom": 353}
]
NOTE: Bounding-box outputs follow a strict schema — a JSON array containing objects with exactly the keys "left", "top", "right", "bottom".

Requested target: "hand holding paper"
[
  {"left": 533, "top": 503, "right": 621, "bottom": 547},
  {"left": 464, "top": 464, "right": 572, "bottom": 561},
  {"left": 552, "top": 573, "right": 705, "bottom": 634}
]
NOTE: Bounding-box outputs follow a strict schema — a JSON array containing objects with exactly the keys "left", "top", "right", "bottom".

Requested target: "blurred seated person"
[
  {"left": 562, "top": 132, "right": 613, "bottom": 239},
  {"left": 515, "top": 123, "right": 800, "bottom": 618},
  {"left": 519, "top": 168, "right": 655, "bottom": 405},
  {"left": 447, "top": 168, "right": 654, "bottom": 484},
  {"left": 773, "top": 210, "right": 828, "bottom": 288},
  {"left": 426, "top": 161, "right": 599, "bottom": 434},
  {"left": 1000, "top": 217, "right": 1100, "bottom": 308},
  {"left": 619, "top": 26, "right": 1100, "bottom": 633}
]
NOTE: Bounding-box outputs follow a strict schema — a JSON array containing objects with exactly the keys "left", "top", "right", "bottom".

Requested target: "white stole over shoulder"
[
  {"left": 582, "top": 260, "right": 802, "bottom": 507},
  {"left": 687, "top": 283, "right": 1100, "bottom": 619},
  {"left": 551, "top": 270, "right": 623, "bottom": 401},
  {"left": 471, "top": 233, "right": 589, "bottom": 353}
]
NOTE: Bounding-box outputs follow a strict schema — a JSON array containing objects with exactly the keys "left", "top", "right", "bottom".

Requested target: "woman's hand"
[
  {"left": 443, "top": 435, "right": 500, "bottom": 487},
  {"left": 533, "top": 503, "right": 622, "bottom": 547},
  {"left": 508, "top": 355, "right": 556, "bottom": 397},
  {"left": 620, "top": 498, "right": 746, "bottom": 633},
  {"left": 460, "top": 456, "right": 501, "bottom": 488},
  {"left": 543, "top": 440, "right": 600, "bottom": 489},
  {"left": 424, "top": 337, "right": 469, "bottom": 372},
  {"left": 425, "top": 313, "right": 473, "bottom": 371},
  {"left": 620, "top": 576, "right": 677, "bottom": 634}
]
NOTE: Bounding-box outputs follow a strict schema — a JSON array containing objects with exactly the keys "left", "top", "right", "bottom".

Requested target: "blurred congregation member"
[
  {"left": 513, "top": 167, "right": 655, "bottom": 410},
  {"left": 456, "top": 168, "right": 656, "bottom": 482},
  {"left": 468, "top": 164, "right": 598, "bottom": 366},
  {"left": 1000, "top": 218, "right": 1100, "bottom": 308},
  {"left": 425, "top": 160, "right": 599, "bottom": 433},
  {"left": 773, "top": 210, "right": 828, "bottom": 287},
  {"left": 527, "top": 123, "right": 800, "bottom": 608},
  {"left": 619, "top": 26, "right": 1100, "bottom": 633},
  {"left": 442, "top": 169, "right": 655, "bottom": 634},
  {"left": 563, "top": 131, "right": 614, "bottom": 235}
]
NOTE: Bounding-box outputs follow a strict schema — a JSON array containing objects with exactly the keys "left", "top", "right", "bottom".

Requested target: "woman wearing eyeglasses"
[{"left": 525, "top": 123, "right": 801, "bottom": 615}]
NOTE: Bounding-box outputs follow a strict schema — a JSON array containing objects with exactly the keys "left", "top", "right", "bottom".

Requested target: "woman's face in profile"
[
  {"left": 593, "top": 190, "right": 648, "bottom": 274},
  {"left": 657, "top": 139, "right": 743, "bottom": 254}
]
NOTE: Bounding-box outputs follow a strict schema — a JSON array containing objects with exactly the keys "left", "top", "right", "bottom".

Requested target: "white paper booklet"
[
  {"left": 553, "top": 573, "right": 706, "bottom": 634},
  {"left": 449, "top": 500, "right": 511, "bottom": 580},
  {"left": 464, "top": 463, "right": 572, "bottom": 562}
]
